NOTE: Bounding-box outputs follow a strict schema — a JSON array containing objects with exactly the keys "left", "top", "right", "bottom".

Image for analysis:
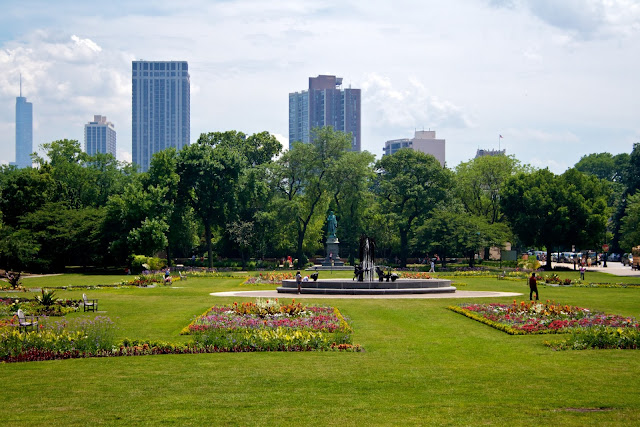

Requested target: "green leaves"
[
  {"left": 375, "top": 149, "right": 452, "bottom": 266},
  {"left": 501, "top": 168, "right": 609, "bottom": 267}
]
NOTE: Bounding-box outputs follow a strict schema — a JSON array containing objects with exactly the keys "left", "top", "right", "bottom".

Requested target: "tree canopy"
[{"left": 2, "top": 131, "right": 637, "bottom": 273}]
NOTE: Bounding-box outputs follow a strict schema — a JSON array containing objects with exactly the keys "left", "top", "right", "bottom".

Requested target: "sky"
[{"left": 0, "top": 0, "right": 639, "bottom": 173}]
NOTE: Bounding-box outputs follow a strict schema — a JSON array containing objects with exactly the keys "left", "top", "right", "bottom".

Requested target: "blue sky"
[{"left": 1, "top": 0, "right": 639, "bottom": 172}]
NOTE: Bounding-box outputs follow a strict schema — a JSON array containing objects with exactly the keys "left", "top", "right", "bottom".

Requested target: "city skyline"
[{"left": 0, "top": 1, "right": 639, "bottom": 173}]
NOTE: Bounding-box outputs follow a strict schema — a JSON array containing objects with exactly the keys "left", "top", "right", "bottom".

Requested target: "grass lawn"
[{"left": 1, "top": 271, "right": 640, "bottom": 426}]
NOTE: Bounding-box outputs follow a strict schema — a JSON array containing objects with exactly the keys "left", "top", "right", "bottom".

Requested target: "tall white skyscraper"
[
  {"left": 84, "top": 115, "right": 116, "bottom": 157},
  {"left": 132, "top": 60, "right": 190, "bottom": 172},
  {"left": 14, "top": 76, "right": 33, "bottom": 168}
]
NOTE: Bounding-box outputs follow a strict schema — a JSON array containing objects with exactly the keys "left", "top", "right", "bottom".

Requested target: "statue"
[{"left": 327, "top": 211, "right": 337, "bottom": 238}]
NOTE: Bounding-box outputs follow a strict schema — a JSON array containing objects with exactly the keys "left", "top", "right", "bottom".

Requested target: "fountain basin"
[{"left": 277, "top": 278, "right": 456, "bottom": 295}]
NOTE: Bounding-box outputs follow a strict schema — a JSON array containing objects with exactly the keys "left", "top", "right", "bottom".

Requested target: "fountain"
[{"left": 277, "top": 235, "right": 456, "bottom": 295}]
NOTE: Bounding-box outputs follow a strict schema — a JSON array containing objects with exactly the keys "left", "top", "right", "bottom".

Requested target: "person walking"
[
  {"left": 429, "top": 259, "right": 435, "bottom": 273},
  {"left": 296, "top": 271, "right": 302, "bottom": 294},
  {"left": 580, "top": 265, "right": 585, "bottom": 280},
  {"left": 529, "top": 272, "right": 539, "bottom": 301}
]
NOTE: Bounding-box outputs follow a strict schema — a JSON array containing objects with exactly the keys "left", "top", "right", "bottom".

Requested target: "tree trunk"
[
  {"left": 545, "top": 246, "right": 553, "bottom": 271},
  {"left": 399, "top": 228, "right": 408, "bottom": 268},
  {"left": 468, "top": 250, "right": 475, "bottom": 267},
  {"left": 205, "top": 221, "right": 213, "bottom": 269},
  {"left": 166, "top": 242, "right": 172, "bottom": 267},
  {"left": 296, "top": 227, "right": 305, "bottom": 269}
]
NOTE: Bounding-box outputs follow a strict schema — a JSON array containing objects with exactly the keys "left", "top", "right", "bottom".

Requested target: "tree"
[
  {"left": 500, "top": 168, "right": 609, "bottom": 270},
  {"left": 7, "top": 202, "right": 105, "bottom": 271},
  {"left": 177, "top": 138, "right": 244, "bottom": 268},
  {"left": 455, "top": 155, "right": 524, "bottom": 224},
  {"left": 327, "top": 150, "right": 376, "bottom": 264},
  {"left": 146, "top": 148, "right": 199, "bottom": 265},
  {"left": 186, "top": 131, "right": 282, "bottom": 264},
  {"left": 577, "top": 150, "right": 634, "bottom": 254},
  {"left": 271, "top": 127, "right": 351, "bottom": 266},
  {"left": 227, "top": 220, "right": 254, "bottom": 268},
  {"left": 0, "top": 227, "right": 40, "bottom": 271},
  {"left": 102, "top": 179, "right": 162, "bottom": 264},
  {"left": 127, "top": 217, "right": 169, "bottom": 256},
  {"left": 575, "top": 152, "right": 629, "bottom": 183},
  {"left": 375, "top": 149, "right": 451, "bottom": 267},
  {"left": 33, "top": 139, "right": 135, "bottom": 209},
  {"left": 0, "top": 166, "right": 54, "bottom": 227},
  {"left": 420, "top": 201, "right": 511, "bottom": 267},
  {"left": 619, "top": 192, "right": 640, "bottom": 251}
]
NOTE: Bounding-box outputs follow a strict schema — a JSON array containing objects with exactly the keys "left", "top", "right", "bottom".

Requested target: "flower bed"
[
  {"left": 1, "top": 299, "right": 361, "bottom": 363},
  {"left": 0, "top": 296, "right": 81, "bottom": 317},
  {"left": 545, "top": 326, "right": 640, "bottom": 350},
  {"left": 121, "top": 275, "right": 168, "bottom": 287},
  {"left": 182, "top": 298, "right": 358, "bottom": 351},
  {"left": 449, "top": 300, "right": 640, "bottom": 335},
  {"left": 243, "top": 272, "right": 294, "bottom": 285},
  {"left": 1, "top": 316, "right": 117, "bottom": 362},
  {"left": 399, "top": 272, "right": 432, "bottom": 279}
]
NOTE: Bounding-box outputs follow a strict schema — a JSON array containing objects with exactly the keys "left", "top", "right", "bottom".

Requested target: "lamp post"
[{"left": 602, "top": 243, "right": 609, "bottom": 268}]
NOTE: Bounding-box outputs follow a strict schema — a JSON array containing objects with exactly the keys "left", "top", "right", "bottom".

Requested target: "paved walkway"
[
  {"left": 550, "top": 261, "right": 640, "bottom": 277},
  {"left": 211, "top": 290, "right": 522, "bottom": 300}
]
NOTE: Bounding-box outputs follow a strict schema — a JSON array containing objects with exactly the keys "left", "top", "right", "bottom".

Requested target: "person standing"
[
  {"left": 580, "top": 265, "right": 585, "bottom": 280},
  {"left": 529, "top": 272, "right": 539, "bottom": 301},
  {"left": 296, "top": 271, "right": 302, "bottom": 294},
  {"left": 429, "top": 259, "right": 435, "bottom": 273}
]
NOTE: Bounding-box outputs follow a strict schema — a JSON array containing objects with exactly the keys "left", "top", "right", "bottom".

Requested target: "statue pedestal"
[{"left": 321, "top": 237, "right": 344, "bottom": 266}]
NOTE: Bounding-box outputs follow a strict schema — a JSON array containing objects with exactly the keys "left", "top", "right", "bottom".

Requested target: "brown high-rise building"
[{"left": 289, "top": 75, "right": 361, "bottom": 151}]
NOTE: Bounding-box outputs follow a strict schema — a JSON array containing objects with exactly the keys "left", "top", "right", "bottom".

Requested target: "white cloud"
[
  {"left": 0, "top": 30, "right": 131, "bottom": 163},
  {"left": 530, "top": 157, "right": 570, "bottom": 173},
  {"left": 493, "top": 0, "right": 640, "bottom": 40},
  {"left": 71, "top": 35, "right": 102, "bottom": 53},
  {"left": 117, "top": 147, "right": 131, "bottom": 163},
  {"left": 1, "top": 0, "right": 639, "bottom": 170},
  {"left": 361, "top": 73, "right": 473, "bottom": 132},
  {"left": 503, "top": 128, "right": 581, "bottom": 145}
]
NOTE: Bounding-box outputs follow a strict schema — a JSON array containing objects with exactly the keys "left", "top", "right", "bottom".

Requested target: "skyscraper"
[
  {"left": 289, "top": 75, "right": 361, "bottom": 151},
  {"left": 15, "top": 76, "right": 33, "bottom": 168},
  {"left": 132, "top": 60, "right": 190, "bottom": 172},
  {"left": 84, "top": 115, "right": 116, "bottom": 157}
]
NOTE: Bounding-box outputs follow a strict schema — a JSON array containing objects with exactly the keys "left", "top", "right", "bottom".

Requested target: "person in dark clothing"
[{"left": 529, "top": 272, "right": 539, "bottom": 301}]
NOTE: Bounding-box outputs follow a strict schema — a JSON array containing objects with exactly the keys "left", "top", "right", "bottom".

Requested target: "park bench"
[
  {"left": 17, "top": 308, "right": 38, "bottom": 331},
  {"left": 179, "top": 271, "right": 187, "bottom": 281},
  {"left": 82, "top": 294, "right": 98, "bottom": 312}
]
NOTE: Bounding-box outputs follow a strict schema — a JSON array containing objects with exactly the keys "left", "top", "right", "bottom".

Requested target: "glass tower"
[
  {"left": 84, "top": 115, "right": 116, "bottom": 157},
  {"left": 132, "top": 61, "right": 190, "bottom": 172},
  {"left": 15, "top": 80, "right": 33, "bottom": 168},
  {"left": 288, "top": 75, "right": 361, "bottom": 151}
]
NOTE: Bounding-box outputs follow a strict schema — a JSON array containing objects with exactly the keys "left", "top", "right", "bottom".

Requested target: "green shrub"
[
  {"left": 130, "top": 255, "right": 167, "bottom": 272},
  {"left": 36, "top": 289, "right": 57, "bottom": 307},
  {"left": 147, "top": 257, "right": 167, "bottom": 271}
]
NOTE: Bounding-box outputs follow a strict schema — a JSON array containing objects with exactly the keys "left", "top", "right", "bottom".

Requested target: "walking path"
[
  {"left": 551, "top": 261, "right": 640, "bottom": 277},
  {"left": 211, "top": 290, "right": 522, "bottom": 299}
]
